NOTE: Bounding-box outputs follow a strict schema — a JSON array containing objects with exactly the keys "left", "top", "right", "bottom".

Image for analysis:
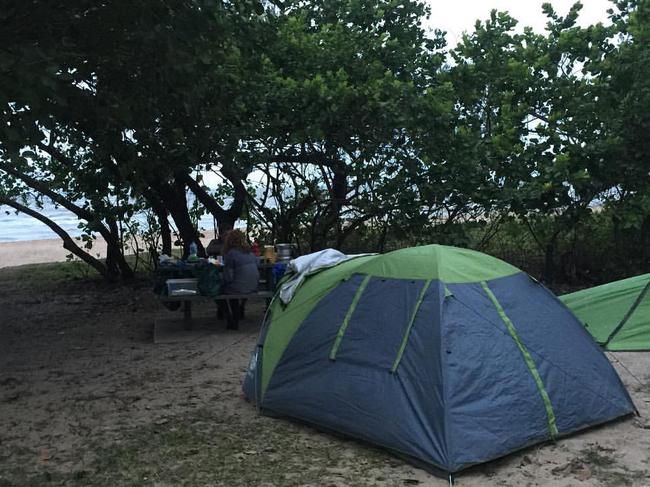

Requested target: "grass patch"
[
  {"left": 0, "top": 261, "right": 103, "bottom": 291},
  {"left": 88, "top": 410, "right": 394, "bottom": 486},
  {"left": 581, "top": 445, "right": 616, "bottom": 468},
  {"left": 3, "top": 408, "right": 399, "bottom": 486},
  {"left": 0, "top": 253, "right": 158, "bottom": 292},
  {"left": 577, "top": 444, "right": 647, "bottom": 487}
]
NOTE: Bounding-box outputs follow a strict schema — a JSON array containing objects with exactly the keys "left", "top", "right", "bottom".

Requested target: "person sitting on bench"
[{"left": 218, "top": 229, "right": 259, "bottom": 329}]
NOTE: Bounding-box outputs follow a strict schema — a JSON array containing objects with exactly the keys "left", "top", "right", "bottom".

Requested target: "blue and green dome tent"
[{"left": 244, "top": 245, "right": 635, "bottom": 474}]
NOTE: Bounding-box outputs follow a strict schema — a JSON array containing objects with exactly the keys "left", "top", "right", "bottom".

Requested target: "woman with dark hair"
[{"left": 219, "top": 229, "right": 259, "bottom": 329}]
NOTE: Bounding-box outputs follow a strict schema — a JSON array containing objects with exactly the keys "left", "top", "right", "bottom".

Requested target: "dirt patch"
[{"left": 0, "top": 263, "right": 649, "bottom": 486}]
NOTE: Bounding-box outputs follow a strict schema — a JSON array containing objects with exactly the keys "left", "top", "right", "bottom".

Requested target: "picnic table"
[{"left": 154, "top": 259, "right": 280, "bottom": 329}]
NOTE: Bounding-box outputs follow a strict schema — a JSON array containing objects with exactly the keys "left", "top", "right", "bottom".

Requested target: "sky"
[{"left": 425, "top": 0, "right": 614, "bottom": 45}]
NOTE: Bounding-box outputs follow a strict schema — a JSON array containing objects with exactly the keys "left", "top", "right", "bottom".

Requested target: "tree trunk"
[
  {"left": 141, "top": 190, "right": 172, "bottom": 256},
  {"left": 543, "top": 241, "right": 556, "bottom": 285},
  {"left": 0, "top": 196, "right": 113, "bottom": 280},
  {"left": 276, "top": 216, "right": 293, "bottom": 243},
  {"left": 106, "top": 218, "right": 134, "bottom": 279},
  {"left": 0, "top": 163, "right": 134, "bottom": 279},
  {"left": 180, "top": 169, "right": 246, "bottom": 237},
  {"left": 310, "top": 163, "right": 347, "bottom": 249},
  {"left": 165, "top": 179, "right": 204, "bottom": 258},
  {"left": 157, "top": 210, "right": 172, "bottom": 256},
  {"left": 146, "top": 176, "right": 203, "bottom": 258},
  {"left": 330, "top": 167, "right": 347, "bottom": 247},
  {"left": 217, "top": 214, "right": 237, "bottom": 235}
]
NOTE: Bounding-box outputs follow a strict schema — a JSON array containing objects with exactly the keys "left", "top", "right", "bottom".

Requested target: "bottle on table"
[{"left": 188, "top": 241, "right": 198, "bottom": 262}]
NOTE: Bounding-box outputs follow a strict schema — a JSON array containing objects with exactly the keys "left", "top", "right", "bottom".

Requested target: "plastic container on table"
[{"left": 166, "top": 278, "right": 199, "bottom": 296}]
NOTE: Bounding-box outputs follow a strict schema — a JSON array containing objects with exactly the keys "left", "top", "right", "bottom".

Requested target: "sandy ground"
[
  {"left": 0, "top": 239, "right": 109, "bottom": 268},
  {"left": 0, "top": 265, "right": 649, "bottom": 486},
  {"left": 0, "top": 237, "right": 219, "bottom": 268}
]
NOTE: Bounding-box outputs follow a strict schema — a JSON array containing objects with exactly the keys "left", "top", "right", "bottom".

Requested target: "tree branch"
[
  {"left": 0, "top": 196, "right": 110, "bottom": 279},
  {"left": 0, "top": 162, "right": 95, "bottom": 222},
  {"left": 179, "top": 171, "right": 227, "bottom": 219}
]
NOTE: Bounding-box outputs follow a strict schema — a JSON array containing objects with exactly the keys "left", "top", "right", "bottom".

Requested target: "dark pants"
[{"left": 217, "top": 299, "right": 247, "bottom": 329}]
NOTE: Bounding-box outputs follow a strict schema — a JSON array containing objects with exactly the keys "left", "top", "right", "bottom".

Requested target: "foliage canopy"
[{"left": 1, "top": 0, "right": 649, "bottom": 283}]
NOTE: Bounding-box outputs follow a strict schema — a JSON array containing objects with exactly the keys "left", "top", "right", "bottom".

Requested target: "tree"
[
  {"left": 449, "top": 4, "right": 620, "bottom": 283},
  {"left": 595, "top": 1, "right": 650, "bottom": 235},
  {"left": 248, "top": 0, "right": 454, "bottom": 250},
  {"left": 0, "top": 0, "right": 269, "bottom": 270}
]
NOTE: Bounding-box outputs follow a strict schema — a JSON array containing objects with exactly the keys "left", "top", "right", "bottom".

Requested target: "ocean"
[{"left": 0, "top": 201, "right": 220, "bottom": 242}]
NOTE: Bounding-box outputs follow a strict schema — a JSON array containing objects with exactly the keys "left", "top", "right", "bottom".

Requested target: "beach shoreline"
[
  {"left": 0, "top": 236, "right": 217, "bottom": 268},
  {"left": 0, "top": 238, "right": 108, "bottom": 269}
]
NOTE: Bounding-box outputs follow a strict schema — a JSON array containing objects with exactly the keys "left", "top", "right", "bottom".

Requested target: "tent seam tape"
[
  {"left": 261, "top": 273, "right": 363, "bottom": 393},
  {"left": 604, "top": 279, "right": 650, "bottom": 348},
  {"left": 391, "top": 279, "right": 432, "bottom": 373},
  {"left": 451, "top": 291, "right": 635, "bottom": 413},
  {"left": 480, "top": 281, "right": 559, "bottom": 438},
  {"left": 440, "top": 282, "right": 453, "bottom": 472},
  {"left": 329, "top": 274, "right": 371, "bottom": 360}
]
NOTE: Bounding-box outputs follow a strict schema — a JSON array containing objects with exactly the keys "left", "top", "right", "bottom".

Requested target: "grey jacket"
[{"left": 222, "top": 249, "right": 259, "bottom": 294}]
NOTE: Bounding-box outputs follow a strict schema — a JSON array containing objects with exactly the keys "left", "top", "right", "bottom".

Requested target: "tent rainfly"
[
  {"left": 244, "top": 245, "right": 636, "bottom": 475},
  {"left": 561, "top": 273, "right": 650, "bottom": 351}
]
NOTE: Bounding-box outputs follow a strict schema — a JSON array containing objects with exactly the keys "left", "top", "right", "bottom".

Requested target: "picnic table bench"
[
  {"left": 160, "top": 289, "right": 274, "bottom": 327},
  {"left": 155, "top": 260, "right": 279, "bottom": 329}
]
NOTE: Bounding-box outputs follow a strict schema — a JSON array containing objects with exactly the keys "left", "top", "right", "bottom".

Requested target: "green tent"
[
  {"left": 243, "top": 245, "right": 636, "bottom": 474},
  {"left": 560, "top": 273, "right": 650, "bottom": 350}
]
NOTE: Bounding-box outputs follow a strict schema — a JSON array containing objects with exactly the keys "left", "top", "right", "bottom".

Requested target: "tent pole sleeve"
[
  {"left": 604, "top": 280, "right": 650, "bottom": 348},
  {"left": 329, "top": 275, "right": 371, "bottom": 361},
  {"left": 391, "top": 279, "right": 432, "bottom": 373},
  {"left": 481, "top": 281, "right": 559, "bottom": 438}
]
